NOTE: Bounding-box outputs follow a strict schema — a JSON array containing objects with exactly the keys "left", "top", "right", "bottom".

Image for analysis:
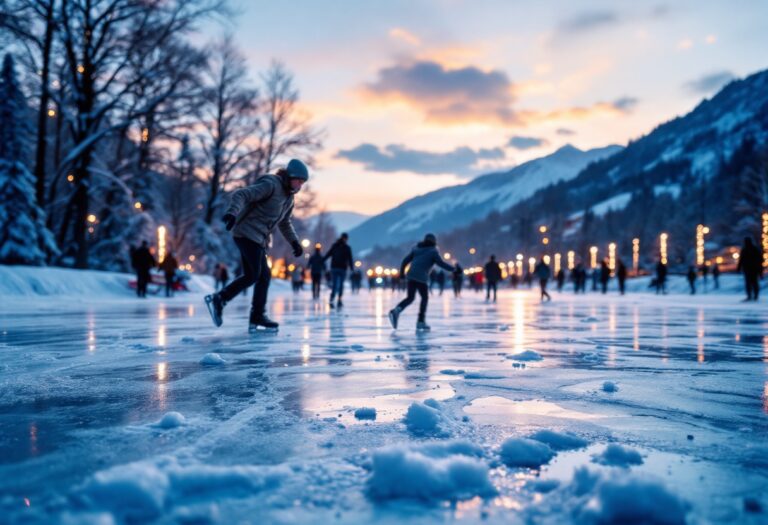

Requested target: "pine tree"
[{"left": 0, "top": 54, "right": 58, "bottom": 265}]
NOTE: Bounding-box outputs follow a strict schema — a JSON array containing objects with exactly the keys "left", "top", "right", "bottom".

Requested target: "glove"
[
  {"left": 223, "top": 213, "right": 236, "bottom": 231},
  {"left": 291, "top": 241, "right": 303, "bottom": 257}
]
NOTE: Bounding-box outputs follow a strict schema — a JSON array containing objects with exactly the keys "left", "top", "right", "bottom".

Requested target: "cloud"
[
  {"left": 523, "top": 97, "right": 638, "bottom": 123},
  {"left": 556, "top": 128, "right": 576, "bottom": 136},
  {"left": 557, "top": 10, "right": 620, "bottom": 36},
  {"left": 336, "top": 143, "right": 505, "bottom": 177},
  {"left": 508, "top": 136, "right": 549, "bottom": 150},
  {"left": 362, "top": 60, "right": 517, "bottom": 125},
  {"left": 684, "top": 70, "right": 735, "bottom": 95},
  {"left": 389, "top": 28, "right": 421, "bottom": 46}
]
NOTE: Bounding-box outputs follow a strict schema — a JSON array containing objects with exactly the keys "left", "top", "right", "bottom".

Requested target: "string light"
[
  {"left": 590, "top": 246, "right": 598, "bottom": 269},
  {"left": 632, "top": 238, "right": 640, "bottom": 275},
  {"left": 762, "top": 212, "right": 768, "bottom": 269},
  {"left": 660, "top": 233, "right": 668, "bottom": 265},
  {"left": 554, "top": 253, "right": 561, "bottom": 274},
  {"left": 567, "top": 250, "right": 575, "bottom": 270},
  {"left": 696, "top": 225, "right": 708, "bottom": 266},
  {"left": 528, "top": 257, "right": 536, "bottom": 274},
  {"left": 608, "top": 242, "right": 616, "bottom": 274},
  {"left": 157, "top": 226, "right": 166, "bottom": 263}
]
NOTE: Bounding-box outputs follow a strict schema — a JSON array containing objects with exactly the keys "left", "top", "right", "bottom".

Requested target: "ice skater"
[
  {"left": 204, "top": 159, "right": 308, "bottom": 332},
  {"left": 324, "top": 233, "right": 354, "bottom": 309},
  {"left": 737, "top": 236, "right": 763, "bottom": 301},
  {"left": 388, "top": 233, "right": 456, "bottom": 331},
  {"left": 484, "top": 255, "right": 502, "bottom": 302},
  {"left": 534, "top": 257, "right": 551, "bottom": 302}
]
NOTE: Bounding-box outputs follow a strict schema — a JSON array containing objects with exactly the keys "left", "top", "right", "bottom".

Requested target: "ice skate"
[
  {"left": 388, "top": 307, "right": 401, "bottom": 329},
  {"left": 249, "top": 315, "right": 279, "bottom": 334},
  {"left": 204, "top": 293, "right": 223, "bottom": 327},
  {"left": 337, "top": 299, "right": 343, "bottom": 309},
  {"left": 416, "top": 321, "right": 431, "bottom": 332}
]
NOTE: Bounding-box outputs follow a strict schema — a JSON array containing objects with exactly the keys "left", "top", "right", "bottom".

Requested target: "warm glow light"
[
  {"left": 543, "top": 255, "right": 551, "bottom": 265},
  {"left": 375, "top": 266, "right": 383, "bottom": 275},
  {"left": 366, "top": 269, "right": 373, "bottom": 277},
  {"left": 632, "top": 238, "right": 640, "bottom": 275},
  {"left": 732, "top": 253, "right": 739, "bottom": 260},
  {"left": 516, "top": 253, "right": 523, "bottom": 261},
  {"left": 301, "top": 239, "right": 311, "bottom": 248},
  {"left": 539, "top": 225, "right": 547, "bottom": 233},
  {"left": 87, "top": 214, "right": 97, "bottom": 223},
  {"left": 134, "top": 201, "right": 142, "bottom": 209},
  {"left": 608, "top": 242, "right": 616, "bottom": 274},
  {"left": 266, "top": 256, "right": 273, "bottom": 268},
  {"left": 354, "top": 260, "right": 362, "bottom": 268},
  {"left": 67, "top": 174, "right": 74, "bottom": 182},
  {"left": 762, "top": 212, "right": 768, "bottom": 269},
  {"left": 528, "top": 257, "right": 536, "bottom": 274},
  {"left": 443, "top": 252, "right": 451, "bottom": 260},
  {"left": 77, "top": 64, "right": 85, "bottom": 74},
  {"left": 590, "top": 246, "right": 598, "bottom": 269},
  {"left": 157, "top": 226, "right": 166, "bottom": 263},
  {"left": 189, "top": 255, "right": 195, "bottom": 261},
  {"left": 696, "top": 225, "right": 708, "bottom": 266},
  {"left": 47, "top": 108, "right": 56, "bottom": 117},
  {"left": 660, "top": 233, "right": 668, "bottom": 265},
  {"left": 315, "top": 243, "right": 322, "bottom": 250},
  {"left": 567, "top": 250, "right": 575, "bottom": 270},
  {"left": 469, "top": 247, "right": 476, "bottom": 255},
  {"left": 288, "top": 263, "right": 296, "bottom": 272},
  {"left": 542, "top": 237, "right": 550, "bottom": 245},
  {"left": 141, "top": 128, "right": 149, "bottom": 142},
  {"left": 716, "top": 256, "right": 723, "bottom": 264},
  {"left": 554, "top": 253, "right": 561, "bottom": 274},
  {"left": 516, "top": 260, "right": 523, "bottom": 276}
]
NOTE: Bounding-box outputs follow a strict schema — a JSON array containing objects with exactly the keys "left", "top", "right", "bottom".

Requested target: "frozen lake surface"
[{"left": 1, "top": 286, "right": 767, "bottom": 524}]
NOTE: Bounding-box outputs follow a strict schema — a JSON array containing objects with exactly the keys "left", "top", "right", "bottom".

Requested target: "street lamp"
[
  {"left": 554, "top": 253, "right": 561, "bottom": 274},
  {"left": 660, "top": 233, "right": 668, "bottom": 265},
  {"left": 608, "top": 242, "right": 616, "bottom": 274},
  {"left": 696, "top": 225, "right": 708, "bottom": 266},
  {"left": 589, "top": 246, "right": 598, "bottom": 269},
  {"left": 301, "top": 238, "right": 311, "bottom": 248},
  {"left": 528, "top": 257, "right": 536, "bottom": 274},
  {"left": 632, "top": 238, "right": 640, "bottom": 275},
  {"left": 157, "top": 226, "right": 166, "bottom": 263},
  {"left": 567, "top": 250, "right": 575, "bottom": 270},
  {"left": 762, "top": 212, "right": 768, "bottom": 269}
]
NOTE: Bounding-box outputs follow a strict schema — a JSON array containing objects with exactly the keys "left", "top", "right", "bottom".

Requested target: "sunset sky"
[{"left": 224, "top": 0, "right": 768, "bottom": 215}]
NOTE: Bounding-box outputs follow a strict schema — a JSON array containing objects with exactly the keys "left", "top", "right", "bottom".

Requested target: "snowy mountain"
[
  {"left": 350, "top": 144, "right": 623, "bottom": 251},
  {"left": 307, "top": 210, "right": 370, "bottom": 233}
]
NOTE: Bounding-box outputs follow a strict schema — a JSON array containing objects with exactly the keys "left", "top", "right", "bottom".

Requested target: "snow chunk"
[
  {"left": 156, "top": 412, "right": 186, "bottom": 429},
  {"left": 499, "top": 438, "right": 555, "bottom": 468},
  {"left": 602, "top": 381, "right": 619, "bottom": 393},
  {"left": 79, "top": 462, "right": 170, "bottom": 521},
  {"left": 368, "top": 443, "right": 495, "bottom": 501},
  {"left": 464, "top": 372, "right": 505, "bottom": 379},
  {"left": 507, "top": 349, "right": 543, "bottom": 362},
  {"left": 199, "top": 353, "right": 225, "bottom": 365},
  {"left": 529, "top": 429, "right": 589, "bottom": 451},
  {"left": 439, "top": 369, "right": 466, "bottom": 375},
  {"left": 404, "top": 399, "right": 453, "bottom": 437},
  {"left": 354, "top": 407, "right": 377, "bottom": 420},
  {"left": 592, "top": 444, "right": 644, "bottom": 467}
]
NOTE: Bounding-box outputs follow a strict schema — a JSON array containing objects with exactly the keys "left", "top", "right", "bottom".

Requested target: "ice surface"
[{"left": 1, "top": 266, "right": 767, "bottom": 524}]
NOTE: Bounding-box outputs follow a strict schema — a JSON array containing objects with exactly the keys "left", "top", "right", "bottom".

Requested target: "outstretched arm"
[
  {"left": 434, "top": 250, "right": 455, "bottom": 272},
  {"left": 400, "top": 251, "right": 414, "bottom": 276}
]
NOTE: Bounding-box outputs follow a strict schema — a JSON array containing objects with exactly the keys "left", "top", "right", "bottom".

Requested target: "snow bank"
[
  {"left": 404, "top": 399, "right": 454, "bottom": 437},
  {"left": 354, "top": 407, "right": 377, "bottom": 420},
  {"left": 529, "top": 429, "right": 589, "bottom": 451},
  {"left": 0, "top": 264, "right": 213, "bottom": 298},
  {"left": 592, "top": 444, "right": 644, "bottom": 467},
  {"left": 77, "top": 457, "right": 287, "bottom": 521},
  {"left": 507, "top": 349, "right": 543, "bottom": 362},
  {"left": 367, "top": 442, "right": 495, "bottom": 501},
  {"left": 499, "top": 437, "right": 555, "bottom": 468},
  {"left": 199, "top": 353, "right": 225, "bottom": 366}
]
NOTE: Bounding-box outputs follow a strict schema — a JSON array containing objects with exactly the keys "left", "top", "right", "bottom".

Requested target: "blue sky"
[{"left": 218, "top": 0, "right": 768, "bottom": 214}]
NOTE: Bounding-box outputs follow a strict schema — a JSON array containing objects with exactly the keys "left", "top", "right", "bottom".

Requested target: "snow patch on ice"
[
  {"left": 354, "top": 407, "right": 377, "bottom": 420},
  {"left": 199, "top": 353, "right": 225, "bottom": 366},
  {"left": 404, "top": 399, "right": 454, "bottom": 437},
  {"left": 464, "top": 372, "right": 506, "bottom": 379},
  {"left": 592, "top": 444, "right": 644, "bottom": 467},
  {"left": 499, "top": 437, "right": 556, "bottom": 468},
  {"left": 602, "top": 381, "right": 619, "bottom": 393},
  {"left": 507, "top": 349, "right": 543, "bottom": 361},
  {"left": 155, "top": 412, "right": 186, "bottom": 429},
  {"left": 367, "top": 442, "right": 495, "bottom": 501},
  {"left": 439, "top": 369, "right": 465, "bottom": 375},
  {"left": 529, "top": 429, "right": 589, "bottom": 451}
]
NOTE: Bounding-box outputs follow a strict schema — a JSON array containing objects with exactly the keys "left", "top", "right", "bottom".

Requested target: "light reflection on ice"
[
  {"left": 156, "top": 362, "right": 167, "bottom": 381},
  {"left": 464, "top": 396, "right": 600, "bottom": 424},
  {"left": 301, "top": 343, "right": 311, "bottom": 364},
  {"left": 157, "top": 324, "right": 166, "bottom": 347}
]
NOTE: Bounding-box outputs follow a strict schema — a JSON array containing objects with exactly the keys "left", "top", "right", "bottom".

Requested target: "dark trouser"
[
  {"left": 330, "top": 268, "right": 346, "bottom": 301},
  {"left": 219, "top": 237, "right": 271, "bottom": 319},
  {"left": 397, "top": 280, "right": 429, "bottom": 322},
  {"left": 311, "top": 273, "right": 322, "bottom": 299},
  {"left": 453, "top": 280, "right": 461, "bottom": 297},
  {"left": 137, "top": 270, "right": 150, "bottom": 297},
  {"left": 165, "top": 273, "right": 174, "bottom": 297},
  {"left": 486, "top": 281, "right": 498, "bottom": 301},
  {"left": 601, "top": 280, "right": 608, "bottom": 294},
  {"left": 745, "top": 274, "right": 760, "bottom": 300},
  {"left": 618, "top": 278, "right": 626, "bottom": 295},
  {"left": 539, "top": 278, "right": 551, "bottom": 300}
]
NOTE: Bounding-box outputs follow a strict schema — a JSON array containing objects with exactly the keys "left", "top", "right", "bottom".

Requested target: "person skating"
[
  {"left": 484, "top": 255, "right": 502, "bottom": 302},
  {"left": 324, "top": 233, "right": 354, "bottom": 309},
  {"left": 308, "top": 246, "right": 325, "bottom": 300},
  {"left": 686, "top": 265, "right": 697, "bottom": 295},
  {"left": 534, "top": 257, "right": 551, "bottom": 302},
  {"left": 600, "top": 260, "right": 610, "bottom": 294},
  {"left": 737, "top": 237, "right": 763, "bottom": 301},
  {"left": 712, "top": 263, "right": 720, "bottom": 289},
  {"left": 131, "top": 240, "right": 156, "bottom": 298},
  {"left": 160, "top": 252, "right": 179, "bottom": 298},
  {"left": 388, "top": 233, "right": 456, "bottom": 331},
  {"left": 655, "top": 260, "right": 668, "bottom": 295},
  {"left": 452, "top": 263, "right": 464, "bottom": 297},
  {"left": 291, "top": 265, "right": 304, "bottom": 293},
  {"left": 204, "top": 159, "right": 308, "bottom": 332},
  {"left": 556, "top": 268, "right": 565, "bottom": 292},
  {"left": 617, "top": 260, "right": 627, "bottom": 295}
]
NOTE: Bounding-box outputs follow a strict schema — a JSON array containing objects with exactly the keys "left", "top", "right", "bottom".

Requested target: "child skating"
[{"left": 388, "top": 233, "right": 457, "bottom": 331}]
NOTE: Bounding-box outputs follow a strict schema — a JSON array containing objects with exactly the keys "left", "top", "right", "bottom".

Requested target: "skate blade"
[
  {"left": 249, "top": 326, "right": 279, "bottom": 334},
  {"left": 204, "top": 296, "right": 222, "bottom": 327}
]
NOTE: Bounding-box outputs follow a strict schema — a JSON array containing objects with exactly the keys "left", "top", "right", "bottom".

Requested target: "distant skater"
[
  {"left": 484, "top": 255, "right": 502, "bottom": 302},
  {"left": 324, "top": 233, "right": 354, "bottom": 309},
  {"left": 600, "top": 260, "right": 610, "bottom": 294},
  {"left": 160, "top": 252, "right": 178, "bottom": 297},
  {"left": 737, "top": 237, "right": 763, "bottom": 301},
  {"left": 617, "top": 260, "right": 627, "bottom": 295},
  {"left": 534, "top": 257, "right": 552, "bottom": 302},
  {"left": 388, "top": 233, "right": 456, "bottom": 331},
  {"left": 687, "top": 266, "right": 697, "bottom": 295},
  {"left": 308, "top": 246, "right": 326, "bottom": 300},
  {"left": 655, "top": 260, "right": 668, "bottom": 295},
  {"left": 452, "top": 263, "right": 464, "bottom": 297},
  {"left": 712, "top": 263, "right": 720, "bottom": 289},
  {"left": 131, "top": 240, "right": 155, "bottom": 298},
  {"left": 556, "top": 268, "right": 565, "bottom": 292},
  {"left": 205, "top": 159, "right": 308, "bottom": 332}
]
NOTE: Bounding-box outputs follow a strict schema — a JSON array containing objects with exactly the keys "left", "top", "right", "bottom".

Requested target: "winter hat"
[
  {"left": 424, "top": 233, "right": 437, "bottom": 245},
  {"left": 286, "top": 159, "right": 309, "bottom": 181}
]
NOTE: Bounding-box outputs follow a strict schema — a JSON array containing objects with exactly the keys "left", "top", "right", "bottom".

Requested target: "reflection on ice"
[{"left": 464, "top": 396, "right": 600, "bottom": 424}]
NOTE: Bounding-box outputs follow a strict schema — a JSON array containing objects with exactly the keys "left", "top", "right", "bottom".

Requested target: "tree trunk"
[{"left": 33, "top": 0, "right": 55, "bottom": 208}]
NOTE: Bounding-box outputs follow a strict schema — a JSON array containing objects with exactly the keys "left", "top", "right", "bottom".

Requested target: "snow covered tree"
[{"left": 0, "top": 53, "right": 57, "bottom": 265}]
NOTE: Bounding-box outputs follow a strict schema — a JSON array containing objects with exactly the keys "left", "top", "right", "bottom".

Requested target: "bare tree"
[{"left": 196, "top": 37, "right": 260, "bottom": 225}]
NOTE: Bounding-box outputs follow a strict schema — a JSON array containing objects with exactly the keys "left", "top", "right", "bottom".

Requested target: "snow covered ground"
[{"left": 1, "top": 268, "right": 767, "bottom": 524}]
